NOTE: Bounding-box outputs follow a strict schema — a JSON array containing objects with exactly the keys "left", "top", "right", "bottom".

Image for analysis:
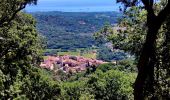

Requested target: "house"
[{"left": 40, "top": 55, "right": 106, "bottom": 73}]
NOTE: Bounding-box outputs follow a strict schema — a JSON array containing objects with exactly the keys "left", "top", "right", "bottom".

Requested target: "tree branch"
[
  {"left": 157, "top": 0, "right": 170, "bottom": 25},
  {"left": 0, "top": 0, "right": 37, "bottom": 27},
  {"left": 0, "top": 2, "right": 27, "bottom": 27}
]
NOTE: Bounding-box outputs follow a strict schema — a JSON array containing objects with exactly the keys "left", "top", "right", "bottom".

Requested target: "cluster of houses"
[{"left": 40, "top": 55, "right": 106, "bottom": 73}]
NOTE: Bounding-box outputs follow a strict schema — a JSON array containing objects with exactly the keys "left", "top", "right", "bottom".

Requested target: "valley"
[{"left": 31, "top": 11, "right": 121, "bottom": 50}]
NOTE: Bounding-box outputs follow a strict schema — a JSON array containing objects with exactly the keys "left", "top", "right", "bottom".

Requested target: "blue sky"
[{"left": 26, "top": 0, "right": 120, "bottom": 12}]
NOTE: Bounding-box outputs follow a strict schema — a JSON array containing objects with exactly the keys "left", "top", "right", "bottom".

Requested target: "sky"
[{"left": 25, "top": 0, "right": 120, "bottom": 12}]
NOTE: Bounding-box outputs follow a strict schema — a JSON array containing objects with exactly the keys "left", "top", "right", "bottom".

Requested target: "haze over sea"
[{"left": 26, "top": 0, "right": 120, "bottom": 12}]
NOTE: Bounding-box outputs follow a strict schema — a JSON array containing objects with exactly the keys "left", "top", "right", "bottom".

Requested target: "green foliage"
[
  {"left": 21, "top": 68, "right": 60, "bottom": 99},
  {"left": 97, "top": 46, "right": 114, "bottom": 61},
  {"left": 96, "top": 7, "right": 147, "bottom": 58},
  {"left": 60, "top": 81, "right": 91, "bottom": 100},
  {"left": 31, "top": 11, "right": 121, "bottom": 50},
  {"left": 0, "top": 12, "right": 60, "bottom": 99},
  {"left": 97, "top": 63, "right": 115, "bottom": 72},
  {"left": 1, "top": 68, "right": 60, "bottom": 99},
  {"left": 97, "top": 46, "right": 127, "bottom": 61},
  {"left": 59, "top": 62, "right": 136, "bottom": 100},
  {"left": 87, "top": 69, "right": 136, "bottom": 100},
  {"left": 96, "top": 3, "right": 170, "bottom": 98},
  {"left": 97, "top": 59, "right": 136, "bottom": 73},
  {"left": 0, "top": 0, "right": 37, "bottom": 26},
  {"left": 116, "top": 59, "right": 137, "bottom": 72}
]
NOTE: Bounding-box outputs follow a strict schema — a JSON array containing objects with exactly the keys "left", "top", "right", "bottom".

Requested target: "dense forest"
[
  {"left": 0, "top": 0, "right": 170, "bottom": 99},
  {"left": 31, "top": 11, "right": 121, "bottom": 49}
]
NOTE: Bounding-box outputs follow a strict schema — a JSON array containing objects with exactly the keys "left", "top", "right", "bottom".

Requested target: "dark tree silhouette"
[{"left": 117, "top": 0, "right": 170, "bottom": 99}]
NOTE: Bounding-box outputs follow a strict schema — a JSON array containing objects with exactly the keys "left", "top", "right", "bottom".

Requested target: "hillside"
[{"left": 31, "top": 11, "right": 121, "bottom": 50}]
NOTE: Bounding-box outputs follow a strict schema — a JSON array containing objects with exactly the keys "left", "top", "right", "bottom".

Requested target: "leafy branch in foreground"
[
  {"left": 0, "top": 12, "right": 60, "bottom": 99},
  {"left": 98, "top": 0, "right": 170, "bottom": 98}
]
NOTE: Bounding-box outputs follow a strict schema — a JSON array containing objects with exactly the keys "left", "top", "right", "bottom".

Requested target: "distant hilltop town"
[{"left": 40, "top": 55, "right": 107, "bottom": 73}]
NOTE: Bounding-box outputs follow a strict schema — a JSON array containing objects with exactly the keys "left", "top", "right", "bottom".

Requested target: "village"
[{"left": 40, "top": 55, "right": 107, "bottom": 73}]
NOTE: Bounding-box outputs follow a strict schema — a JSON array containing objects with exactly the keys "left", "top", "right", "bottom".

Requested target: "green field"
[
  {"left": 58, "top": 51, "right": 96, "bottom": 59},
  {"left": 44, "top": 48, "right": 97, "bottom": 59}
]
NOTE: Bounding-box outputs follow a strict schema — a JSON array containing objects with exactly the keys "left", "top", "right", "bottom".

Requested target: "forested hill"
[{"left": 31, "top": 11, "right": 121, "bottom": 50}]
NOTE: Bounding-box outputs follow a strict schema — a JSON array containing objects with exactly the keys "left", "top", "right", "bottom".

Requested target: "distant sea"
[{"left": 25, "top": 6, "right": 120, "bottom": 12}]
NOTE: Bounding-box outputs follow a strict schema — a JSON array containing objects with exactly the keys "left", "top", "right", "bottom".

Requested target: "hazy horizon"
[{"left": 26, "top": 0, "right": 120, "bottom": 12}]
